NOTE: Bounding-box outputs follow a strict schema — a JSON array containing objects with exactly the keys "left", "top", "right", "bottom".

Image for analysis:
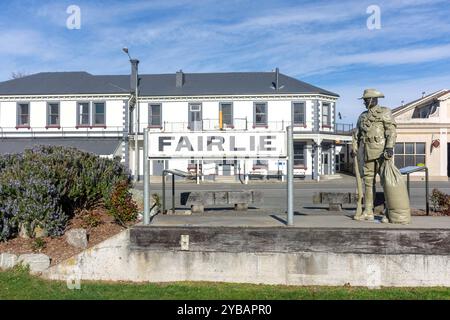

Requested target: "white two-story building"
[{"left": 0, "top": 69, "right": 352, "bottom": 181}]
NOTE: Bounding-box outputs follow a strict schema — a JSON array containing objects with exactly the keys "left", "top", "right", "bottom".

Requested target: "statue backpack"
[{"left": 379, "top": 158, "right": 411, "bottom": 224}]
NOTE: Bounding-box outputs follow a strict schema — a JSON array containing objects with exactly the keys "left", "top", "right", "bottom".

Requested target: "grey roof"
[
  {"left": 0, "top": 138, "right": 122, "bottom": 156},
  {"left": 0, "top": 72, "right": 129, "bottom": 95},
  {"left": 0, "top": 71, "right": 339, "bottom": 97}
]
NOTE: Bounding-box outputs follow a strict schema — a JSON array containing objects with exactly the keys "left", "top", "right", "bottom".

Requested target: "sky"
[{"left": 1, "top": 0, "right": 450, "bottom": 123}]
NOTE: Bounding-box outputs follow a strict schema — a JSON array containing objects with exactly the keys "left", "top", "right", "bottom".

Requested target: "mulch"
[
  {"left": 0, "top": 208, "right": 136, "bottom": 266},
  {"left": 411, "top": 208, "right": 449, "bottom": 216}
]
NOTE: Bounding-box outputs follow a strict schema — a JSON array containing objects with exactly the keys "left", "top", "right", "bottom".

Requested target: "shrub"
[
  {"left": 0, "top": 145, "right": 131, "bottom": 241},
  {"left": 108, "top": 180, "right": 138, "bottom": 226},
  {"left": 430, "top": 189, "right": 450, "bottom": 215},
  {"left": 81, "top": 211, "right": 103, "bottom": 229},
  {"left": 31, "top": 238, "right": 46, "bottom": 253},
  {"left": 0, "top": 192, "right": 20, "bottom": 241}
]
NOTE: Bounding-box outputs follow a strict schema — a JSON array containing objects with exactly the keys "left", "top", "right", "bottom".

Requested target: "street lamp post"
[{"left": 123, "top": 47, "right": 140, "bottom": 182}]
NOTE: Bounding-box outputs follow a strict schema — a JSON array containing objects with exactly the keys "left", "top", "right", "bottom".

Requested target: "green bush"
[
  {"left": 0, "top": 145, "right": 132, "bottom": 241},
  {"left": 108, "top": 180, "right": 138, "bottom": 226},
  {"left": 430, "top": 189, "right": 450, "bottom": 215}
]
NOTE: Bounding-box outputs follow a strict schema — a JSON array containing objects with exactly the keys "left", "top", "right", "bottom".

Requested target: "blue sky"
[{"left": 1, "top": 0, "right": 450, "bottom": 123}]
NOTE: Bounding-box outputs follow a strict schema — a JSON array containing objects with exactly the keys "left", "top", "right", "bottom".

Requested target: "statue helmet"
[{"left": 359, "top": 88, "right": 385, "bottom": 99}]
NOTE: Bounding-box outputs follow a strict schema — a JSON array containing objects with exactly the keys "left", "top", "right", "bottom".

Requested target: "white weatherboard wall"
[
  {"left": 140, "top": 99, "right": 316, "bottom": 130},
  {"left": 43, "top": 230, "right": 450, "bottom": 287},
  {"left": 0, "top": 99, "right": 125, "bottom": 130},
  {"left": 134, "top": 97, "right": 329, "bottom": 177}
]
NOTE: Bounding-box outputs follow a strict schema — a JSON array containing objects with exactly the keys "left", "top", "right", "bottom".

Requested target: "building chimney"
[
  {"left": 130, "top": 59, "right": 139, "bottom": 93},
  {"left": 176, "top": 70, "right": 184, "bottom": 88}
]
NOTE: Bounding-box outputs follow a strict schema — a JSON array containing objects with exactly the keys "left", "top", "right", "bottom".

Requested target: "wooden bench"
[{"left": 181, "top": 190, "right": 263, "bottom": 213}]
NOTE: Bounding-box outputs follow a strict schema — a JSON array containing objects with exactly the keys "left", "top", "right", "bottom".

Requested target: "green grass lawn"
[{"left": 0, "top": 269, "right": 449, "bottom": 300}]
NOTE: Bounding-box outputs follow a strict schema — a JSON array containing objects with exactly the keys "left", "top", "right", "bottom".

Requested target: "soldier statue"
[{"left": 352, "top": 89, "right": 397, "bottom": 221}]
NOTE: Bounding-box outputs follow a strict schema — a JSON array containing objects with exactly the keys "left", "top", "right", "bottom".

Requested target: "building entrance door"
[
  {"left": 153, "top": 160, "right": 165, "bottom": 176},
  {"left": 189, "top": 104, "right": 202, "bottom": 131},
  {"left": 321, "top": 149, "right": 331, "bottom": 175},
  {"left": 218, "top": 160, "right": 235, "bottom": 176}
]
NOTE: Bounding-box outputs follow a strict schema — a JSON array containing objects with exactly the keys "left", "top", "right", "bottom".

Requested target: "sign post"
[
  {"left": 143, "top": 128, "right": 150, "bottom": 225},
  {"left": 287, "top": 126, "right": 294, "bottom": 226}
]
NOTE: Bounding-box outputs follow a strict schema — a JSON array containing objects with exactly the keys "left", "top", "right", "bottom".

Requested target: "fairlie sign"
[{"left": 148, "top": 131, "right": 287, "bottom": 159}]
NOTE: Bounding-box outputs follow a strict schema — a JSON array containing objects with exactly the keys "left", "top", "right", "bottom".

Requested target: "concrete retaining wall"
[{"left": 43, "top": 229, "right": 450, "bottom": 287}]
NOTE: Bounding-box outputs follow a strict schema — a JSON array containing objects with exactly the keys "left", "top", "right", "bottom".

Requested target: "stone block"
[
  {"left": 66, "top": 228, "right": 88, "bottom": 249},
  {"left": 214, "top": 191, "right": 228, "bottom": 205},
  {"left": 191, "top": 204, "right": 204, "bottom": 214},
  {"left": 181, "top": 192, "right": 214, "bottom": 206},
  {"left": 328, "top": 203, "right": 343, "bottom": 211},
  {"left": 251, "top": 191, "right": 264, "bottom": 203},
  {"left": 234, "top": 203, "right": 248, "bottom": 211},
  {"left": 228, "top": 191, "right": 252, "bottom": 204},
  {"left": 0, "top": 253, "right": 18, "bottom": 270},
  {"left": 18, "top": 254, "right": 50, "bottom": 273},
  {"left": 313, "top": 192, "right": 357, "bottom": 205}
]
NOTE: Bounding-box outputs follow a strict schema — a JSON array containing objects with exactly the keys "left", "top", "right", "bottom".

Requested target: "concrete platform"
[
  {"left": 44, "top": 213, "right": 450, "bottom": 287},
  {"left": 131, "top": 214, "right": 450, "bottom": 256},
  {"left": 148, "top": 213, "right": 450, "bottom": 229}
]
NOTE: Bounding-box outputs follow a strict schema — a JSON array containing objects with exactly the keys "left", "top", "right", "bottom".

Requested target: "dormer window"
[{"left": 412, "top": 103, "right": 438, "bottom": 119}]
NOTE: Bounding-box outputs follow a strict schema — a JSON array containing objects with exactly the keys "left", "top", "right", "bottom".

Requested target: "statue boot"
[{"left": 363, "top": 192, "right": 375, "bottom": 221}]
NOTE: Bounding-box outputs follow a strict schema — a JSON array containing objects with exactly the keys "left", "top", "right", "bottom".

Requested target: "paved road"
[{"left": 135, "top": 177, "right": 449, "bottom": 213}]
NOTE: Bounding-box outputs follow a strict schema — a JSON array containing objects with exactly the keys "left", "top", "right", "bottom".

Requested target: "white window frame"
[
  {"left": 16, "top": 102, "right": 30, "bottom": 128},
  {"left": 149, "top": 103, "right": 162, "bottom": 128},
  {"left": 46, "top": 102, "right": 60, "bottom": 127}
]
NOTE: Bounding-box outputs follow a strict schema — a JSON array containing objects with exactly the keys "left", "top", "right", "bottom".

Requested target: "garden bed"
[
  {"left": 0, "top": 145, "right": 140, "bottom": 267},
  {"left": 411, "top": 208, "right": 449, "bottom": 216},
  {"left": 0, "top": 208, "right": 135, "bottom": 266}
]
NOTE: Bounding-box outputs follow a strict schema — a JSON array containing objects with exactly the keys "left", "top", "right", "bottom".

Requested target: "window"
[
  {"left": 322, "top": 103, "right": 331, "bottom": 126},
  {"left": 219, "top": 102, "right": 233, "bottom": 127},
  {"left": 17, "top": 103, "right": 30, "bottom": 127},
  {"left": 412, "top": 103, "right": 438, "bottom": 119},
  {"left": 293, "top": 142, "right": 305, "bottom": 167},
  {"left": 93, "top": 102, "right": 106, "bottom": 126},
  {"left": 47, "top": 102, "right": 60, "bottom": 126},
  {"left": 149, "top": 104, "right": 162, "bottom": 127},
  {"left": 394, "top": 142, "right": 426, "bottom": 168},
  {"left": 78, "top": 102, "right": 90, "bottom": 126},
  {"left": 293, "top": 102, "right": 306, "bottom": 126},
  {"left": 254, "top": 102, "right": 267, "bottom": 126}
]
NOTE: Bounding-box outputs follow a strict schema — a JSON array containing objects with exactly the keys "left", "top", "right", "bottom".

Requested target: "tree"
[{"left": 10, "top": 72, "right": 28, "bottom": 79}]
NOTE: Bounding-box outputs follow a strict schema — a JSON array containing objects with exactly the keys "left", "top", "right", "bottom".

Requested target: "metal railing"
[
  {"left": 137, "top": 119, "right": 353, "bottom": 134},
  {"left": 334, "top": 123, "right": 354, "bottom": 134},
  {"left": 0, "top": 126, "right": 124, "bottom": 138}
]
